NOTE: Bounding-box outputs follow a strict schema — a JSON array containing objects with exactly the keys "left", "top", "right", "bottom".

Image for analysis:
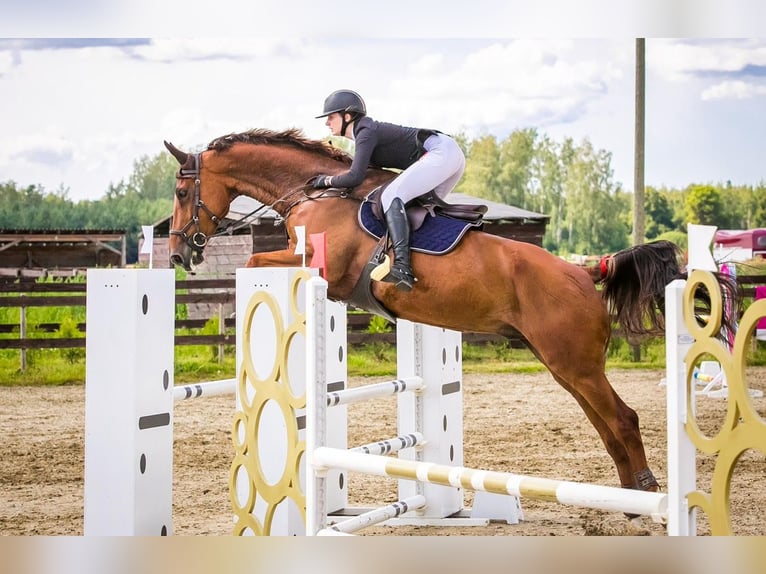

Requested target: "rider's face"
[{"left": 325, "top": 112, "right": 350, "bottom": 137}]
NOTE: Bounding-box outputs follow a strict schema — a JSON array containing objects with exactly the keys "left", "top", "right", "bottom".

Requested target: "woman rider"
[{"left": 313, "top": 89, "right": 466, "bottom": 292}]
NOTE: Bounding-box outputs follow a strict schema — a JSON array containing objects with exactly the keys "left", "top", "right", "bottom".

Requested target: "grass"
[
  {"left": 0, "top": 338, "right": 674, "bottom": 386},
  {"left": 4, "top": 332, "right": 766, "bottom": 387}
]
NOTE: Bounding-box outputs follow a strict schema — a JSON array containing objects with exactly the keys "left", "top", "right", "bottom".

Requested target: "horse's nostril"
[{"left": 169, "top": 254, "right": 184, "bottom": 267}]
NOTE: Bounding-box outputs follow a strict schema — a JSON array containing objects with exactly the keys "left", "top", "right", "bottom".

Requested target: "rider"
[{"left": 313, "top": 89, "right": 466, "bottom": 292}]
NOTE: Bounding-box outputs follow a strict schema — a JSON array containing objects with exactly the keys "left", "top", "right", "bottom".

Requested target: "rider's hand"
[{"left": 313, "top": 175, "right": 333, "bottom": 188}]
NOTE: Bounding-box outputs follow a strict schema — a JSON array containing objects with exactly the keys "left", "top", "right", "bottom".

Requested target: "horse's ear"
[{"left": 164, "top": 140, "right": 188, "bottom": 165}]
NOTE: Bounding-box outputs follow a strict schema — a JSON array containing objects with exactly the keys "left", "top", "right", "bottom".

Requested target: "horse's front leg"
[{"left": 246, "top": 248, "right": 309, "bottom": 268}]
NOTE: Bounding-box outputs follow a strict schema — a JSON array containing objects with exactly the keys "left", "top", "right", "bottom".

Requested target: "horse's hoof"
[{"left": 623, "top": 468, "right": 661, "bottom": 519}]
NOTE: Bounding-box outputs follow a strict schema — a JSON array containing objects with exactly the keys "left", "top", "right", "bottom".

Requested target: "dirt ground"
[{"left": 1, "top": 368, "right": 764, "bottom": 536}]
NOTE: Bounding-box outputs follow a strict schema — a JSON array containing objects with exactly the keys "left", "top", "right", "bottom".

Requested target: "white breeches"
[{"left": 381, "top": 133, "right": 466, "bottom": 212}]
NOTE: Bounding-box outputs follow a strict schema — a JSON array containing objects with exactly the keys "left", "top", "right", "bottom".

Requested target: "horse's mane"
[{"left": 206, "top": 128, "right": 353, "bottom": 164}]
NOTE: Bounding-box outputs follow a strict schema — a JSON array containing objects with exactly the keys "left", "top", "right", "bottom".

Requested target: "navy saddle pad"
[{"left": 358, "top": 200, "right": 482, "bottom": 255}]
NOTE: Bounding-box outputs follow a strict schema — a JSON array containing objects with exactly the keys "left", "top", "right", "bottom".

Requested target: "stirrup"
[
  {"left": 370, "top": 255, "right": 392, "bottom": 281},
  {"left": 370, "top": 256, "right": 416, "bottom": 291}
]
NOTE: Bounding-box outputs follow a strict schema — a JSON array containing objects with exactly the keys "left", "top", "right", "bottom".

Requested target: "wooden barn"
[
  {"left": 0, "top": 229, "right": 127, "bottom": 281},
  {"left": 145, "top": 194, "right": 548, "bottom": 318}
]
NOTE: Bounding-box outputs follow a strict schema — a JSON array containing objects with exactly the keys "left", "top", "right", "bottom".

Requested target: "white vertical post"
[
  {"left": 665, "top": 279, "right": 697, "bottom": 536},
  {"left": 396, "top": 320, "right": 463, "bottom": 518},
  {"left": 306, "top": 276, "right": 328, "bottom": 535},
  {"left": 84, "top": 269, "right": 175, "bottom": 535},
  {"left": 306, "top": 276, "right": 348, "bottom": 535},
  {"left": 321, "top": 291, "right": 348, "bottom": 516}
]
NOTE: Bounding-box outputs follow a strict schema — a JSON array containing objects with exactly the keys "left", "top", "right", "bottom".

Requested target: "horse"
[{"left": 163, "top": 128, "right": 739, "bottom": 502}]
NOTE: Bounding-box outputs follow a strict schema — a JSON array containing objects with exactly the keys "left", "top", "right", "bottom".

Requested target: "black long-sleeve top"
[{"left": 331, "top": 116, "right": 429, "bottom": 188}]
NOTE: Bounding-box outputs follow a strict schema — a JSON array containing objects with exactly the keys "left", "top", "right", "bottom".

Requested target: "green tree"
[
  {"left": 497, "top": 128, "right": 537, "bottom": 209},
  {"left": 644, "top": 186, "right": 675, "bottom": 239},
  {"left": 685, "top": 184, "right": 724, "bottom": 226},
  {"left": 128, "top": 152, "right": 178, "bottom": 201},
  {"left": 456, "top": 134, "right": 501, "bottom": 201},
  {"left": 559, "top": 140, "right": 628, "bottom": 254},
  {"left": 753, "top": 184, "right": 766, "bottom": 226}
]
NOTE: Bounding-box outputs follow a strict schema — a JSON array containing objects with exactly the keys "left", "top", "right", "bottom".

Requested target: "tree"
[
  {"left": 497, "top": 128, "right": 537, "bottom": 209},
  {"left": 753, "top": 184, "right": 766, "bottom": 226},
  {"left": 559, "top": 139, "right": 628, "bottom": 254},
  {"left": 128, "top": 152, "right": 178, "bottom": 202},
  {"left": 685, "top": 184, "right": 724, "bottom": 226},
  {"left": 644, "top": 186, "right": 675, "bottom": 239},
  {"left": 455, "top": 134, "right": 501, "bottom": 201}
]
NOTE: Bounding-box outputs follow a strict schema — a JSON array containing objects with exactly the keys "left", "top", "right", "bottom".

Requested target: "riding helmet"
[{"left": 316, "top": 89, "right": 367, "bottom": 118}]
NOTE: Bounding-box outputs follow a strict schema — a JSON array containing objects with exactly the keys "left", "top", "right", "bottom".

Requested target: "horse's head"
[{"left": 164, "top": 140, "right": 232, "bottom": 270}]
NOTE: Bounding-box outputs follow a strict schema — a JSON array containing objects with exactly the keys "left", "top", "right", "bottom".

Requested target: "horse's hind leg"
[
  {"left": 555, "top": 372, "right": 659, "bottom": 491},
  {"left": 528, "top": 337, "right": 659, "bottom": 493}
]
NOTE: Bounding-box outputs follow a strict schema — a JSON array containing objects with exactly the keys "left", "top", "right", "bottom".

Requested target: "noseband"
[{"left": 169, "top": 152, "right": 227, "bottom": 253}]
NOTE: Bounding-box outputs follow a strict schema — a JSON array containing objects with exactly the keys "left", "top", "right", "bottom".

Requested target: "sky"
[{"left": 2, "top": 3, "right": 766, "bottom": 203}]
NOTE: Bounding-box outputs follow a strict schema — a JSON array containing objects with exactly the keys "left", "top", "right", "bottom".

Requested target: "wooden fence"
[{"left": 2, "top": 274, "right": 765, "bottom": 353}]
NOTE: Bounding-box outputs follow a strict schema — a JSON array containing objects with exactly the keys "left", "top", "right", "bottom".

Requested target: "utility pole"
[
  {"left": 633, "top": 38, "right": 646, "bottom": 247},
  {"left": 632, "top": 38, "right": 646, "bottom": 363}
]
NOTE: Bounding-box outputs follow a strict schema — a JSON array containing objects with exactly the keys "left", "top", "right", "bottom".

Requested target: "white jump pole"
[{"left": 84, "top": 268, "right": 175, "bottom": 536}]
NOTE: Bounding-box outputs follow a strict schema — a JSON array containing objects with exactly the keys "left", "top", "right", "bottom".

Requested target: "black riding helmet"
[{"left": 315, "top": 89, "right": 367, "bottom": 118}]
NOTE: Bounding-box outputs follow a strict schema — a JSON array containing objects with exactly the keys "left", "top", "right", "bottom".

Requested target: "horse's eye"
[{"left": 176, "top": 188, "right": 188, "bottom": 200}]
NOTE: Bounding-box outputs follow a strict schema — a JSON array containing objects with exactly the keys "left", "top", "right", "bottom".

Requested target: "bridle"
[
  {"left": 169, "top": 150, "right": 360, "bottom": 259},
  {"left": 169, "top": 153, "right": 229, "bottom": 255}
]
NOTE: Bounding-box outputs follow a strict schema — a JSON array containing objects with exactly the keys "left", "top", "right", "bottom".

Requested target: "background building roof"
[{"left": 224, "top": 193, "right": 549, "bottom": 223}]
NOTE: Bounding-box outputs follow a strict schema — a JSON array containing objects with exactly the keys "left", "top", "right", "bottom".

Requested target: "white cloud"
[
  {"left": 0, "top": 51, "right": 13, "bottom": 76},
  {"left": 2, "top": 37, "right": 765, "bottom": 199},
  {"left": 649, "top": 38, "right": 766, "bottom": 81},
  {"left": 127, "top": 38, "right": 301, "bottom": 63},
  {"left": 701, "top": 80, "right": 766, "bottom": 100},
  {"left": 6, "top": 134, "right": 75, "bottom": 167},
  {"left": 387, "top": 39, "right": 625, "bottom": 134}
]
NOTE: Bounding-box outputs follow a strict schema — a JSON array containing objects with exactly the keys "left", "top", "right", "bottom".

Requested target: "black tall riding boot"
[{"left": 370, "top": 198, "right": 416, "bottom": 291}]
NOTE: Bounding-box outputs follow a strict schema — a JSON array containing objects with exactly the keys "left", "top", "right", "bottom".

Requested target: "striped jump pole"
[
  {"left": 326, "top": 377, "right": 423, "bottom": 406},
  {"left": 173, "top": 378, "right": 236, "bottom": 402},
  {"left": 312, "top": 447, "right": 669, "bottom": 522},
  {"left": 351, "top": 433, "right": 425, "bottom": 455},
  {"left": 317, "top": 495, "right": 426, "bottom": 536}
]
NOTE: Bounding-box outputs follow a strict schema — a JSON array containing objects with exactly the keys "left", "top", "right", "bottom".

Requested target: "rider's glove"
[{"left": 313, "top": 175, "right": 333, "bottom": 188}]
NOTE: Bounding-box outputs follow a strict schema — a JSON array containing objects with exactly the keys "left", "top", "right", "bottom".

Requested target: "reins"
[{"left": 275, "top": 183, "right": 361, "bottom": 219}]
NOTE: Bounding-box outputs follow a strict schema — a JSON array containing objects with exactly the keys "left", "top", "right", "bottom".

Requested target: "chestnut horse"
[{"left": 164, "top": 128, "right": 735, "bottom": 500}]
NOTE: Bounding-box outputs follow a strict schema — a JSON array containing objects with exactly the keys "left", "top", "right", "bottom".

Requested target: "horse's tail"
[{"left": 596, "top": 240, "right": 741, "bottom": 340}]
